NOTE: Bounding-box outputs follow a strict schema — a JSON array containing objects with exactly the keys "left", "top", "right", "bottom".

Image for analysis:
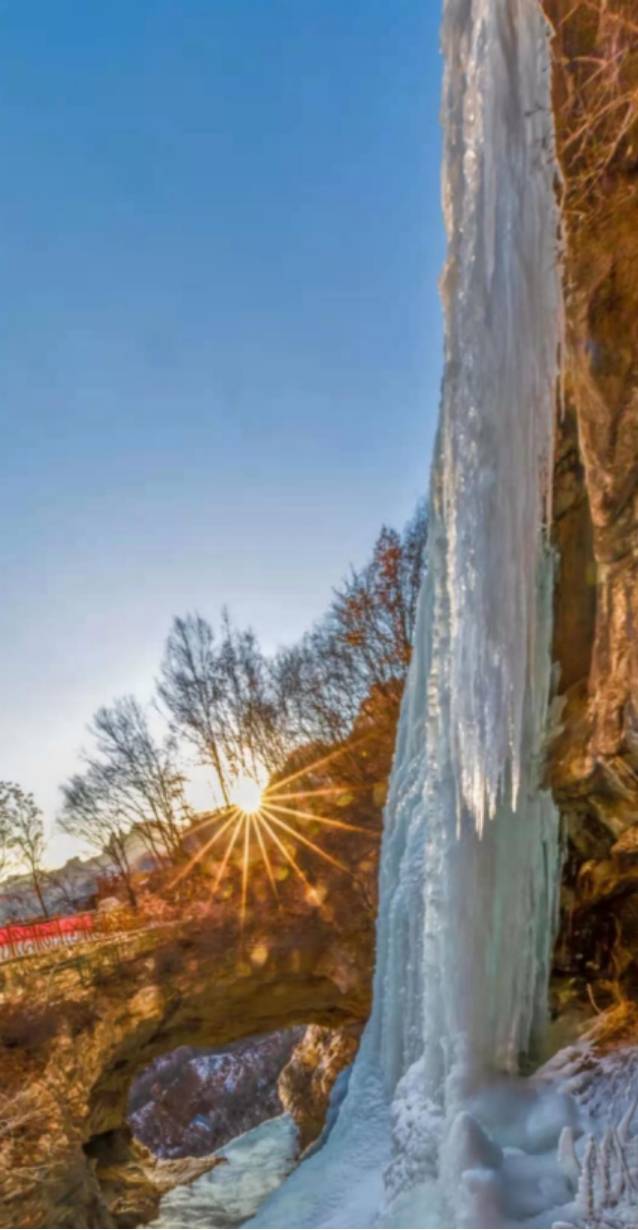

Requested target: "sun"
[
  {"left": 170, "top": 738, "right": 381, "bottom": 926},
  {"left": 230, "top": 773, "right": 264, "bottom": 815}
]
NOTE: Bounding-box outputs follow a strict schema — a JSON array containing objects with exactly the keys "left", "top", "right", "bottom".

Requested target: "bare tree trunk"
[
  {"left": 113, "top": 840, "right": 138, "bottom": 909},
  {"left": 211, "top": 744, "right": 230, "bottom": 807},
  {"left": 31, "top": 868, "right": 49, "bottom": 918}
]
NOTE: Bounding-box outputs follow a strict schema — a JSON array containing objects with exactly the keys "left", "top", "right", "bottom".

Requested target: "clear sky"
[{"left": 1, "top": 0, "right": 445, "bottom": 866}]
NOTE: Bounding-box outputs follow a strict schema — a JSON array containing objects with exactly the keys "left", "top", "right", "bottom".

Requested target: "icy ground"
[
  {"left": 147, "top": 1054, "right": 638, "bottom": 1228},
  {"left": 148, "top": 1113, "right": 298, "bottom": 1229},
  {"left": 244, "top": 1043, "right": 638, "bottom": 1229}
]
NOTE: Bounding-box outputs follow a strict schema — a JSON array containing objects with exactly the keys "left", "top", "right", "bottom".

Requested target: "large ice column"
[
  {"left": 372, "top": 0, "right": 562, "bottom": 1106},
  {"left": 251, "top": 2, "right": 563, "bottom": 1226}
]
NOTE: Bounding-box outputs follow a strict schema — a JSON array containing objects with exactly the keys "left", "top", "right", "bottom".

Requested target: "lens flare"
[{"left": 171, "top": 738, "right": 381, "bottom": 925}]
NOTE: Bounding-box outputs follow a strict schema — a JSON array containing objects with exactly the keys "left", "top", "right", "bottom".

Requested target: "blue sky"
[{"left": 0, "top": 0, "right": 444, "bottom": 865}]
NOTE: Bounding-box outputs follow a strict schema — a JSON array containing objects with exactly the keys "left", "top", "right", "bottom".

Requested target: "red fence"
[{"left": 0, "top": 912, "right": 96, "bottom": 962}]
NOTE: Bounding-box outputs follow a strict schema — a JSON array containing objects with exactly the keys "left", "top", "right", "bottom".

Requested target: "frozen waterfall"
[{"left": 250, "top": 0, "right": 565, "bottom": 1226}]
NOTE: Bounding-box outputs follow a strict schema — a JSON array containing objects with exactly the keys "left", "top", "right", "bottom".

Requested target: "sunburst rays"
[{"left": 171, "top": 740, "right": 381, "bottom": 927}]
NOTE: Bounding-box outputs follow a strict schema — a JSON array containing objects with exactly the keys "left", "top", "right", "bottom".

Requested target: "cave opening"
[
  {"left": 128, "top": 1027, "right": 302, "bottom": 1162},
  {"left": 125, "top": 1022, "right": 361, "bottom": 1228}
]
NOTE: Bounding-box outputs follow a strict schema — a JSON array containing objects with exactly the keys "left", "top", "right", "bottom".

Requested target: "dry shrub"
[
  {"left": 583, "top": 996, "right": 638, "bottom": 1049},
  {"left": 0, "top": 1089, "right": 37, "bottom": 1141},
  {"left": 550, "top": 1, "right": 638, "bottom": 224},
  {"left": 0, "top": 1082, "right": 74, "bottom": 1220},
  {"left": 0, "top": 1090, "right": 38, "bottom": 1206}
]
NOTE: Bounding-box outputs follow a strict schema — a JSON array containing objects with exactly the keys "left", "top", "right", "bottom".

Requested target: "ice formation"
[
  {"left": 542, "top": 1042, "right": 638, "bottom": 1228},
  {"left": 246, "top": 1, "right": 638, "bottom": 1228},
  {"left": 150, "top": 1114, "right": 299, "bottom": 1228}
]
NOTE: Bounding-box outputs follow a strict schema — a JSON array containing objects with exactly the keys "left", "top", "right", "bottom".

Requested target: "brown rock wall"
[
  {"left": 277, "top": 1023, "right": 362, "bottom": 1151},
  {"left": 543, "top": 0, "right": 638, "bottom": 1003}
]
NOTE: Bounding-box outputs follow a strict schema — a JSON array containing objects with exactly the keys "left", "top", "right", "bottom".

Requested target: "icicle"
[{"left": 558, "top": 1125, "right": 582, "bottom": 1193}]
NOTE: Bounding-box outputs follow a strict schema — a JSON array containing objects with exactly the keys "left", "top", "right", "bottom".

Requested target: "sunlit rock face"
[
  {"left": 277, "top": 1024, "right": 362, "bottom": 1151},
  {"left": 0, "top": 881, "right": 374, "bottom": 1229},
  {"left": 543, "top": 0, "right": 638, "bottom": 1007}
]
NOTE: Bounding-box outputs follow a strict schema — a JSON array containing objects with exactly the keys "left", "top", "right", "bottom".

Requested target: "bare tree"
[
  {"left": 158, "top": 614, "right": 231, "bottom": 803},
  {"left": 0, "top": 784, "right": 48, "bottom": 917},
  {"left": 58, "top": 697, "right": 190, "bottom": 901},
  {"left": 160, "top": 611, "right": 293, "bottom": 793},
  {"left": 48, "top": 861, "right": 89, "bottom": 916},
  {"left": 59, "top": 504, "right": 428, "bottom": 878},
  {"left": 0, "top": 803, "right": 11, "bottom": 883},
  {"left": 89, "top": 697, "right": 189, "bottom": 860},
  {"left": 58, "top": 769, "right": 138, "bottom": 907},
  {"left": 328, "top": 501, "right": 428, "bottom": 698},
  {"left": 158, "top": 506, "right": 428, "bottom": 798},
  {"left": 271, "top": 634, "right": 358, "bottom": 747},
  {"left": 271, "top": 502, "right": 428, "bottom": 750},
  {"left": 216, "top": 612, "right": 290, "bottom": 777}
]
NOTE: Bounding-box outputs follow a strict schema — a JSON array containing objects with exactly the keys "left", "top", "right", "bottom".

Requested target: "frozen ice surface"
[
  {"left": 247, "top": 1064, "right": 389, "bottom": 1229},
  {"left": 149, "top": 1114, "right": 298, "bottom": 1229}
]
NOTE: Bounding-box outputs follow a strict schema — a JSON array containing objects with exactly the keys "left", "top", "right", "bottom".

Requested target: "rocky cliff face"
[
  {"left": 277, "top": 1023, "right": 362, "bottom": 1152},
  {"left": 0, "top": 882, "right": 373, "bottom": 1229},
  {"left": 543, "top": 0, "right": 638, "bottom": 1009}
]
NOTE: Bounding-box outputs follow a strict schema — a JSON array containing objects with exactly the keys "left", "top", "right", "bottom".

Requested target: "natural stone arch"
[{"left": 0, "top": 902, "right": 373, "bottom": 1228}]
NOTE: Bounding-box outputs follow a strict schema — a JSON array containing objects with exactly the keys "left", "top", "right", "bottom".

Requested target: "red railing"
[{"left": 0, "top": 912, "right": 95, "bottom": 962}]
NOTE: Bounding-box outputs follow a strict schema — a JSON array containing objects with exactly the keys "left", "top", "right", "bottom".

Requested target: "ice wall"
[
  {"left": 251, "top": 1, "right": 563, "bottom": 1226},
  {"left": 375, "top": 0, "right": 562, "bottom": 1095}
]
